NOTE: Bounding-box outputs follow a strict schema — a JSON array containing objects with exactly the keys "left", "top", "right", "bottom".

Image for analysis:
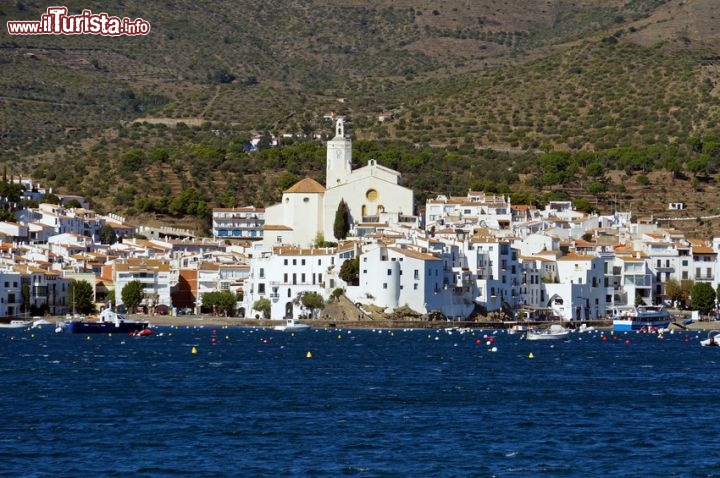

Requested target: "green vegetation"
[
  {"left": 98, "top": 224, "right": 118, "bottom": 245},
  {"left": 333, "top": 200, "right": 351, "bottom": 240},
  {"left": 5, "top": 1, "right": 720, "bottom": 236},
  {"left": 299, "top": 292, "right": 325, "bottom": 318},
  {"left": 253, "top": 297, "right": 271, "bottom": 319},
  {"left": 68, "top": 280, "right": 96, "bottom": 315},
  {"left": 121, "top": 280, "right": 144, "bottom": 313},
  {"left": 340, "top": 257, "right": 360, "bottom": 286},
  {"left": 691, "top": 282, "right": 716, "bottom": 314},
  {"left": 201, "top": 290, "right": 238, "bottom": 316}
]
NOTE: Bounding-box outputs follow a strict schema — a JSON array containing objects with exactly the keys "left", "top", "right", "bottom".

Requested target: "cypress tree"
[{"left": 333, "top": 199, "right": 351, "bottom": 240}]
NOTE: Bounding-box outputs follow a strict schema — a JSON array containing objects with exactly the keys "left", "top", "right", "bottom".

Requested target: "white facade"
[
  {"left": 242, "top": 246, "right": 352, "bottom": 320},
  {"left": 0, "top": 271, "right": 22, "bottom": 317},
  {"left": 114, "top": 260, "right": 172, "bottom": 309},
  {"left": 212, "top": 206, "right": 265, "bottom": 240},
  {"left": 546, "top": 254, "right": 606, "bottom": 319},
  {"left": 349, "top": 244, "right": 475, "bottom": 319},
  {"left": 463, "top": 238, "right": 519, "bottom": 312},
  {"left": 261, "top": 118, "right": 415, "bottom": 247},
  {"left": 425, "top": 191, "right": 512, "bottom": 230}
]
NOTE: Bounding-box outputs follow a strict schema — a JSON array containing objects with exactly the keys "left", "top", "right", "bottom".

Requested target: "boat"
[
  {"left": 273, "top": 318, "right": 311, "bottom": 332},
  {"left": 611, "top": 305, "right": 672, "bottom": 332},
  {"left": 131, "top": 328, "right": 154, "bottom": 337},
  {"left": 56, "top": 308, "right": 149, "bottom": 334},
  {"left": 32, "top": 318, "right": 53, "bottom": 328},
  {"left": 701, "top": 331, "right": 720, "bottom": 347},
  {"left": 0, "top": 320, "right": 31, "bottom": 329},
  {"left": 525, "top": 324, "right": 570, "bottom": 340}
]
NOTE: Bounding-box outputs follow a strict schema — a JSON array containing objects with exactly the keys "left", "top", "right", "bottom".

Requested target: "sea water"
[{"left": 1, "top": 326, "right": 719, "bottom": 477}]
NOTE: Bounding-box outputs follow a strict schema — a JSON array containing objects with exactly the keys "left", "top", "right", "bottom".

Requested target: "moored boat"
[
  {"left": 0, "top": 320, "right": 31, "bottom": 329},
  {"left": 611, "top": 305, "right": 671, "bottom": 332},
  {"left": 701, "top": 331, "right": 720, "bottom": 347},
  {"left": 273, "top": 318, "right": 311, "bottom": 332},
  {"left": 56, "top": 309, "right": 148, "bottom": 334},
  {"left": 525, "top": 324, "right": 570, "bottom": 340}
]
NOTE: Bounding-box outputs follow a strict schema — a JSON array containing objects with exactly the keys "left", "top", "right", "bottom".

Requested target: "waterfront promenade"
[{"left": 127, "top": 313, "right": 720, "bottom": 331}]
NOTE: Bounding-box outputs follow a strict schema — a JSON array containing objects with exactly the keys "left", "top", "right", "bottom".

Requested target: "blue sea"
[{"left": 1, "top": 325, "right": 719, "bottom": 477}]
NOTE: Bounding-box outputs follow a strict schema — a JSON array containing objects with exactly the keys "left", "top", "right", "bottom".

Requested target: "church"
[{"left": 262, "top": 119, "right": 415, "bottom": 247}]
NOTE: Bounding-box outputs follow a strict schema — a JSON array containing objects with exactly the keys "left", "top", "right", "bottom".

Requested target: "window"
[
  {"left": 293, "top": 259, "right": 297, "bottom": 265},
  {"left": 414, "top": 283, "right": 418, "bottom": 290},
  {"left": 284, "top": 259, "right": 288, "bottom": 266},
  {"left": 283, "top": 273, "right": 288, "bottom": 283},
  {"left": 414, "top": 269, "right": 419, "bottom": 280},
  {"left": 258, "top": 283, "right": 265, "bottom": 294},
  {"left": 301, "top": 259, "right": 305, "bottom": 266},
  {"left": 301, "top": 273, "right": 306, "bottom": 283},
  {"left": 259, "top": 268, "right": 265, "bottom": 279},
  {"left": 383, "top": 283, "right": 387, "bottom": 289},
  {"left": 387, "top": 269, "right": 392, "bottom": 276}
]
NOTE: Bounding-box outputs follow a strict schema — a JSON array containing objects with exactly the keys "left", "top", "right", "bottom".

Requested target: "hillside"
[{"left": 4, "top": 0, "right": 720, "bottom": 236}]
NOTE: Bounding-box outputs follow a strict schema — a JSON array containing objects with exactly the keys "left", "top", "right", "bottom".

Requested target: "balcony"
[
  {"left": 695, "top": 274, "right": 714, "bottom": 281},
  {"left": 624, "top": 275, "right": 652, "bottom": 287}
]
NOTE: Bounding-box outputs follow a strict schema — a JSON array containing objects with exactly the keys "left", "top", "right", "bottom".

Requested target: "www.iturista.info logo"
[{"left": 7, "top": 6, "right": 151, "bottom": 36}]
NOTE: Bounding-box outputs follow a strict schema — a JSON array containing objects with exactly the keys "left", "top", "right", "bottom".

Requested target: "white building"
[
  {"left": 242, "top": 245, "right": 354, "bottom": 320},
  {"left": 0, "top": 271, "right": 22, "bottom": 317},
  {"left": 263, "top": 119, "right": 416, "bottom": 247},
  {"left": 463, "top": 235, "right": 519, "bottom": 313},
  {"left": 348, "top": 243, "right": 475, "bottom": 319},
  {"left": 544, "top": 253, "right": 606, "bottom": 320},
  {"left": 425, "top": 191, "right": 512, "bottom": 231},
  {"left": 114, "top": 259, "right": 172, "bottom": 310},
  {"left": 212, "top": 206, "right": 265, "bottom": 240}
]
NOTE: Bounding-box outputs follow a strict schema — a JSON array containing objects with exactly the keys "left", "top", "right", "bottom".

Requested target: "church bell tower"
[{"left": 326, "top": 118, "right": 352, "bottom": 188}]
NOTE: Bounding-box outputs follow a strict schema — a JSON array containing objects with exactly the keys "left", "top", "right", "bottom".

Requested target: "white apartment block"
[
  {"left": 242, "top": 245, "right": 354, "bottom": 320},
  {"left": 425, "top": 191, "right": 512, "bottom": 231},
  {"left": 212, "top": 206, "right": 265, "bottom": 240},
  {"left": 114, "top": 259, "right": 172, "bottom": 309},
  {"left": 349, "top": 243, "right": 475, "bottom": 319},
  {"left": 0, "top": 271, "right": 22, "bottom": 317},
  {"left": 543, "top": 253, "right": 606, "bottom": 320},
  {"left": 462, "top": 236, "right": 519, "bottom": 313}
]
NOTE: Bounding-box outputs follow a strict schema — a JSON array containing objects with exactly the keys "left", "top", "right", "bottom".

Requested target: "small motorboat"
[
  {"left": 700, "top": 331, "right": 720, "bottom": 347},
  {"left": 273, "top": 318, "right": 311, "bottom": 332},
  {"left": 32, "top": 318, "right": 53, "bottom": 328},
  {"left": 0, "top": 320, "right": 31, "bottom": 329},
  {"left": 525, "top": 324, "right": 570, "bottom": 341},
  {"left": 130, "top": 328, "right": 154, "bottom": 337}
]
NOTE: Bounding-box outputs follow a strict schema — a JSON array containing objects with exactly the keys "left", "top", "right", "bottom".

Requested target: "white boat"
[
  {"left": 611, "top": 305, "right": 672, "bottom": 332},
  {"left": 700, "top": 331, "right": 720, "bottom": 347},
  {"left": 273, "top": 318, "right": 311, "bottom": 332},
  {"left": 525, "top": 324, "right": 570, "bottom": 340},
  {"left": 0, "top": 320, "right": 31, "bottom": 329},
  {"left": 32, "top": 318, "right": 53, "bottom": 328}
]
